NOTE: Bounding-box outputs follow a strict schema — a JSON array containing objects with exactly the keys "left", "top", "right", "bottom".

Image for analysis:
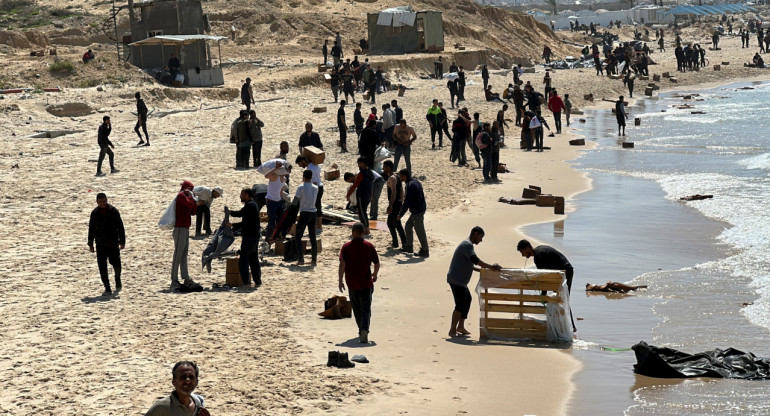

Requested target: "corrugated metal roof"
[
  {"left": 666, "top": 3, "right": 754, "bottom": 16},
  {"left": 129, "top": 35, "right": 227, "bottom": 46}
]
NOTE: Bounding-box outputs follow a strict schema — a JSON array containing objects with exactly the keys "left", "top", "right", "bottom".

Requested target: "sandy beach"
[{"left": 2, "top": 22, "right": 770, "bottom": 414}]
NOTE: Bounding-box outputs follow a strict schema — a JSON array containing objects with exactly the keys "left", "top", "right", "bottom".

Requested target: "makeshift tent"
[
  {"left": 129, "top": 34, "right": 227, "bottom": 87},
  {"left": 367, "top": 7, "right": 443, "bottom": 54}
]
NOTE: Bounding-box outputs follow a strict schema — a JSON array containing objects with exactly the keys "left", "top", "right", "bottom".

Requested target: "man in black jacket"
[
  {"left": 135, "top": 92, "right": 150, "bottom": 146},
  {"left": 88, "top": 193, "right": 126, "bottom": 296},
  {"left": 96, "top": 116, "right": 118, "bottom": 176},
  {"left": 228, "top": 188, "right": 261, "bottom": 287}
]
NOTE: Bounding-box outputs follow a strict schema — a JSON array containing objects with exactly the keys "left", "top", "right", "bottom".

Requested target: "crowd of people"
[{"left": 86, "top": 23, "right": 741, "bottom": 411}]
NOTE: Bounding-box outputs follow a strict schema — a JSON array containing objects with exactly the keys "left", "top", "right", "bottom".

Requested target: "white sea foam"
[{"left": 738, "top": 153, "right": 770, "bottom": 171}]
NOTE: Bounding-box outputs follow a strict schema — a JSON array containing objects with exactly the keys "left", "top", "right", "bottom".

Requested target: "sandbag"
[{"left": 632, "top": 341, "right": 770, "bottom": 380}]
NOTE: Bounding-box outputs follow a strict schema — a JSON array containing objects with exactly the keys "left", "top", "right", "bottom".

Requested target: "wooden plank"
[
  {"left": 486, "top": 328, "right": 548, "bottom": 341},
  {"left": 481, "top": 318, "right": 546, "bottom": 330},
  {"left": 481, "top": 293, "right": 561, "bottom": 303},
  {"left": 486, "top": 303, "right": 546, "bottom": 315},
  {"left": 490, "top": 281, "right": 561, "bottom": 292}
]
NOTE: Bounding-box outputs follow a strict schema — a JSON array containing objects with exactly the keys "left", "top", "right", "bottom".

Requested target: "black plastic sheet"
[{"left": 632, "top": 341, "right": 770, "bottom": 380}]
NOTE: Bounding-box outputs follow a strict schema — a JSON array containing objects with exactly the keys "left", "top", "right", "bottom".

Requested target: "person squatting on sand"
[
  {"left": 88, "top": 192, "right": 125, "bottom": 296},
  {"left": 338, "top": 222, "right": 380, "bottom": 344},
  {"left": 447, "top": 227, "right": 502, "bottom": 337},
  {"left": 144, "top": 361, "right": 210, "bottom": 416}
]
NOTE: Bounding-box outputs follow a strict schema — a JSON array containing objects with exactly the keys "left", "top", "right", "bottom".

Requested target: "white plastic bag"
[
  {"left": 158, "top": 197, "right": 177, "bottom": 230},
  {"left": 373, "top": 145, "right": 391, "bottom": 163}
]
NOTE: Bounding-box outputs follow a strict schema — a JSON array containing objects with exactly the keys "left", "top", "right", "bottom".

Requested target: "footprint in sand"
[{"left": 452, "top": 396, "right": 462, "bottom": 401}]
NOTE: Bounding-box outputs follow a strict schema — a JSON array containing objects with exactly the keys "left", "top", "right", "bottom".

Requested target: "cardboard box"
[
  {"left": 302, "top": 145, "right": 325, "bottom": 165},
  {"left": 569, "top": 139, "right": 585, "bottom": 146},
  {"left": 722, "top": 61, "right": 730, "bottom": 65},
  {"left": 303, "top": 237, "right": 322, "bottom": 253},
  {"left": 324, "top": 168, "right": 340, "bottom": 181},
  {"left": 522, "top": 187, "right": 541, "bottom": 199},
  {"left": 645, "top": 87, "right": 654, "bottom": 96},
  {"left": 510, "top": 198, "right": 537, "bottom": 205},
  {"left": 312, "top": 106, "right": 327, "bottom": 113},
  {"left": 225, "top": 257, "right": 242, "bottom": 287},
  {"left": 317, "top": 64, "right": 327, "bottom": 73},
  {"left": 554, "top": 196, "right": 565, "bottom": 215},
  {"left": 535, "top": 194, "right": 555, "bottom": 207},
  {"left": 275, "top": 239, "right": 302, "bottom": 256},
  {"left": 622, "top": 142, "right": 634, "bottom": 148},
  {"left": 714, "top": 65, "right": 721, "bottom": 71}
]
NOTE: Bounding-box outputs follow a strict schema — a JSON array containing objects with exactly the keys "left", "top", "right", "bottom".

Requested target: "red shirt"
[
  {"left": 174, "top": 191, "right": 197, "bottom": 228},
  {"left": 339, "top": 238, "right": 379, "bottom": 290},
  {"left": 548, "top": 95, "right": 565, "bottom": 113}
]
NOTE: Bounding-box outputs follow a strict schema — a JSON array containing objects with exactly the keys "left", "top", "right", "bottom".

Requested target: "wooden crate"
[{"left": 479, "top": 269, "right": 566, "bottom": 341}]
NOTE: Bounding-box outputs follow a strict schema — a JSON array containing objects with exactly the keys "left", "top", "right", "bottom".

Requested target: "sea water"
[{"left": 524, "top": 80, "right": 770, "bottom": 415}]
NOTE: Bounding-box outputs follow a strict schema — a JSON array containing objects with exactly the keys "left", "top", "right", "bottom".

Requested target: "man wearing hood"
[
  {"left": 192, "top": 186, "right": 223, "bottom": 237},
  {"left": 172, "top": 181, "right": 198, "bottom": 289}
]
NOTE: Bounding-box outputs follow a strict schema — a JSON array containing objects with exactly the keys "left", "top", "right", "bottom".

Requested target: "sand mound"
[
  {"left": 0, "top": 30, "right": 50, "bottom": 49},
  {"left": 45, "top": 102, "right": 94, "bottom": 117}
]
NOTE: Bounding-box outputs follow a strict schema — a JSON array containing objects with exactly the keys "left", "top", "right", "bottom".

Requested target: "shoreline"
[{"left": 3, "top": 32, "right": 770, "bottom": 414}]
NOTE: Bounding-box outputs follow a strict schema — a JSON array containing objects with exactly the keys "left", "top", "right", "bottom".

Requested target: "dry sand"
[{"left": 0, "top": 30, "right": 768, "bottom": 414}]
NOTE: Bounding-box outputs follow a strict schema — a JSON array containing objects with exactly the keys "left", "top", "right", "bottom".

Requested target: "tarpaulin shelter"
[
  {"left": 129, "top": 34, "right": 227, "bottom": 86},
  {"left": 367, "top": 6, "right": 444, "bottom": 54}
]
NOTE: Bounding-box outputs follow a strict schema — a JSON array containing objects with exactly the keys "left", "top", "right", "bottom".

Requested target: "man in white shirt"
[
  {"left": 293, "top": 169, "right": 319, "bottom": 266},
  {"left": 295, "top": 156, "right": 324, "bottom": 234},
  {"left": 381, "top": 103, "right": 396, "bottom": 148},
  {"left": 258, "top": 159, "right": 289, "bottom": 240},
  {"left": 192, "top": 186, "right": 223, "bottom": 237}
]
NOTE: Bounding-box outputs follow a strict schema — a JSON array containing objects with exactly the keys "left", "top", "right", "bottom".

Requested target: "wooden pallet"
[{"left": 479, "top": 269, "right": 565, "bottom": 341}]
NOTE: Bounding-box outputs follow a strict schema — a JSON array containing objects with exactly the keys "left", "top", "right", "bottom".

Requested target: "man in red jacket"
[
  {"left": 172, "top": 181, "right": 198, "bottom": 290},
  {"left": 548, "top": 89, "right": 566, "bottom": 134}
]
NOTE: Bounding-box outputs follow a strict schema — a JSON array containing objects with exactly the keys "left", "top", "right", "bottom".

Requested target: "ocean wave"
[{"left": 738, "top": 153, "right": 770, "bottom": 171}]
